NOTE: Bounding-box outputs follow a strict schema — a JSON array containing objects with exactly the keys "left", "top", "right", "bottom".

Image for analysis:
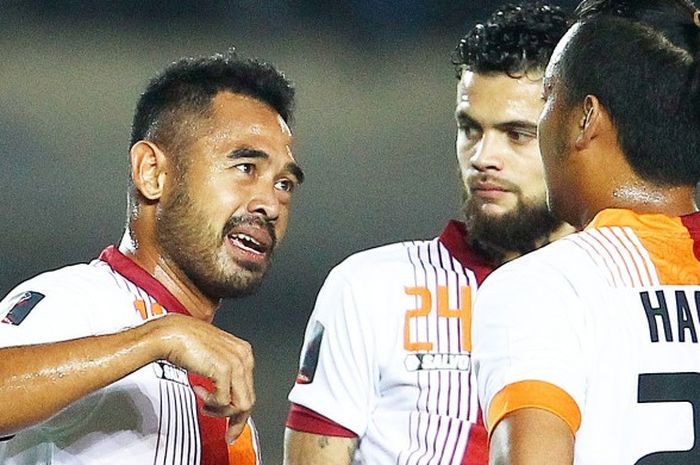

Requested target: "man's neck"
[
  {"left": 118, "top": 231, "right": 219, "bottom": 322},
  {"left": 487, "top": 222, "right": 576, "bottom": 266},
  {"left": 548, "top": 222, "right": 577, "bottom": 242},
  {"left": 575, "top": 184, "right": 698, "bottom": 230}
]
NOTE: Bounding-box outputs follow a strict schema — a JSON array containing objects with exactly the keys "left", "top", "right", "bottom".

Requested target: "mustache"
[
  {"left": 223, "top": 214, "right": 277, "bottom": 248},
  {"left": 467, "top": 174, "right": 521, "bottom": 194}
]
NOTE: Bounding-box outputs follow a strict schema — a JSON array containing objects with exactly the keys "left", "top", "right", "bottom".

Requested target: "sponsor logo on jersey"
[
  {"left": 404, "top": 353, "right": 471, "bottom": 372},
  {"left": 1, "top": 291, "right": 45, "bottom": 325},
  {"left": 153, "top": 360, "right": 189, "bottom": 385},
  {"left": 296, "top": 321, "right": 324, "bottom": 384}
]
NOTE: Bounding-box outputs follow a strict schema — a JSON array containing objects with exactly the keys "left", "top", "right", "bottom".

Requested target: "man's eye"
[
  {"left": 275, "top": 179, "right": 296, "bottom": 193},
  {"left": 508, "top": 130, "right": 536, "bottom": 144},
  {"left": 235, "top": 163, "right": 254, "bottom": 174},
  {"left": 459, "top": 125, "right": 480, "bottom": 140}
]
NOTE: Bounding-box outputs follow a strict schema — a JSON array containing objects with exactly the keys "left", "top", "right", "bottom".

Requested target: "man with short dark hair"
[
  {"left": 0, "top": 52, "right": 303, "bottom": 465},
  {"left": 282, "top": 3, "right": 572, "bottom": 464},
  {"left": 472, "top": 1, "right": 700, "bottom": 464}
]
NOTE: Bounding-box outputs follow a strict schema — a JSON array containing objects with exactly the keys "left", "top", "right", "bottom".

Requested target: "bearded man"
[
  {"left": 283, "top": 2, "right": 573, "bottom": 464},
  {"left": 0, "top": 52, "right": 303, "bottom": 465}
]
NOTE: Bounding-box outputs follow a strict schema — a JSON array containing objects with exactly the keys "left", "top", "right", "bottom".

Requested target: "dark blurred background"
[{"left": 1, "top": 1, "right": 580, "bottom": 463}]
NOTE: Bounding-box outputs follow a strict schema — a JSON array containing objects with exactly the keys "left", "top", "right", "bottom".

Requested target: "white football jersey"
[
  {"left": 0, "top": 246, "right": 261, "bottom": 465},
  {"left": 288, "top": 221, "right": 492, "bottom": 465},
  {"left": 474, "top": 209, "right": 700, "bottom": 465}
]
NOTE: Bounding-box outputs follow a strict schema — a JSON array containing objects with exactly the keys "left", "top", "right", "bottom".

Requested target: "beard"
[
  {"left": 463, "top": 187, "right": 561, "bottom": 266},
  {"left": 155, "top": 183, "right": 276, "bottom": 300}
]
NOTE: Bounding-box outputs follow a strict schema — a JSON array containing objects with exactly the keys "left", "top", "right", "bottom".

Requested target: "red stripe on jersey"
[
  {"left": 681, "top": 211, "right": 700, "bottom": 262},
  {"left": 99, "top": 246, "right": 192, "bottom": 317},
  {"left": 286, "top": 403, "right": 358, "bottom": 438},
  {"left": 100, "top": 246, "right": 232, "bottom": 463},
  {"left": 189, "top": 374, "right": 230, "bottom": 465},
  {"left": 439, "top": 221, "right": 494, "bottom": 285},
  {"left": 461, "top": 413, "right": 488, "bottom": 465}
]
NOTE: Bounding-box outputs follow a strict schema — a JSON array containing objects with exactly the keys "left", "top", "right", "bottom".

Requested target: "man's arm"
[
  {"left": 472, "top": 260, "right": 586, "bottom": 465},
  {"left": 285, "top": 266, "right": 376, "bottom": 464},
  {"left": 284, "top": 428, "right": 358, "bottom": 465},
  {"left": 0, "top": 314, "right": 253, "bottom": 442},
  {"left": 489, "top": 408, "right": 574, "bottom": 465}
]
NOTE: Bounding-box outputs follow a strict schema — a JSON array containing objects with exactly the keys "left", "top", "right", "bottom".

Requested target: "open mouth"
[{"left": 228, "top": 233, "right": 268, "bottom": 255}]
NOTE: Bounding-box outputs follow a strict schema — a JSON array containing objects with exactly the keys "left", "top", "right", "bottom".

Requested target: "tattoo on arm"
[{"left": 313, "top": 434, "right": 358, "bottom": 462}]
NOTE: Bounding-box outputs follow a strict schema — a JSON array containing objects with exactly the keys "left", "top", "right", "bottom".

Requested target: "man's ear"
[
  {"left": 130, "top": 141, "right": 169, "bottom": 201},
  {"left": 575, "top": 95, "right": 603, "bottom": 150}
]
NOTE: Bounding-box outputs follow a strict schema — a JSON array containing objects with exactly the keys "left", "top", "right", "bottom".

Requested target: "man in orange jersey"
[
  {"left": 283, "top": 3, "right": 573, "bottom": 464},
  {"left": 472, "top": 0, "right": 700, "bottom": 464},
  {"left": 0, "top": 52, "right": 303, "bottom": 464}
]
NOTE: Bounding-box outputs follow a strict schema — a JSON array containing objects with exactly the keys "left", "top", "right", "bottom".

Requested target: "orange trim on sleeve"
[
  {"left": 487, "top": 380, "right": 581, "bottom": 435},
  {"left": 227, "top": 423, "right": 257, "bottom": 465}
]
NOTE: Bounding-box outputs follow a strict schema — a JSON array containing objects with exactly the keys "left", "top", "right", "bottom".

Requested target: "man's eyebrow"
[
  {"left": 227, "top": 148, "right": 269, "bottom": 160},
  {"left": 286, "top": 162, "right": 305, "bottom": 184},
  {"left": 228, "top": 147, "right": 305, "bottom": 184},
  {"left": 455, "top": 112, "right": 482, "bottom": 130},
  {"left": 494, "top": 120, "right": 538, "bottom": 132}
]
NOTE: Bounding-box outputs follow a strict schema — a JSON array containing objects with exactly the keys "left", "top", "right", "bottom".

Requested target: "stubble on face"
[
  {"left": 463, "top": 184, "right": 560, "bottom": 265},
  {"left": 456, "top": 73, "right": 563, "bottom": 264},
  {"left": 156, "top": 173, "right": 276, "bottom": 300}
]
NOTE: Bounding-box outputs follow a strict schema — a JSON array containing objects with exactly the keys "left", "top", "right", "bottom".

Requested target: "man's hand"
[
  {"left": 150, "top": 314, "right": 255, "bottom": 443},
  {"left": 0, "top": 313, "right": 255, "bottom": 441}
]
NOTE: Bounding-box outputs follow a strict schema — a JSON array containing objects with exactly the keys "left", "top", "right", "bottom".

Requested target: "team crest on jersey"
[
  {"left": 153, "top": 361, "right": 189, "bottom": 386},
  {"left": 296, "top": 321, "right": 324, "bottom": 384},
  {"left": 404, "top": 353, "right": 471, "bottom": 372},
  {"left": 1, "top": 291, "right": 45, "bottom": 325}
]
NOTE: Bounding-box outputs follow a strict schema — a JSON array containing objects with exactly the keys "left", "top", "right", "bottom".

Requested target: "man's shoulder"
[
  {"left": 338, "top": 238, "right": 433, "bottom": 269},
  {"left": 331, "top": 235, "right": 474, "bottom": 280},
  {"left": 17, "top": 260, "right": 110, "bottom": 288},
  {"left": 0, "top": 259, "right": 132, "bottom": 338},
  {"left": 2, "top": 259, "right": 121, "bottom": 305},
  {"left": 483, "top": 231, "right": 604, "bottom": 292}
]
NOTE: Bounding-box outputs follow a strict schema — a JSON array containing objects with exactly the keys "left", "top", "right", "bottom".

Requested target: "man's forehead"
[
  {"left": 206, "top": 93, "right": 291, "bottom": 137},
  {"left": 181, "top": 92, "right": 294, "bottom": 162},
  {"left": 456, "top": 71, "right": 544, "bottom": 121},
  {"left": 457, "top": 71, "right": 543, "bottom": 99},
  {"left": 210, "top": 92, "right": 282, "bottom": 123}
]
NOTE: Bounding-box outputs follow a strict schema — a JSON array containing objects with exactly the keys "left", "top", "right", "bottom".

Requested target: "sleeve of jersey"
[
  {"left": 472, "top": 260, "right": 586, "bottom": 436},
  {"left": 287, "top": 267, "right": 376, "bottom": 437},
  {"left": 0, "top": 279, "right": 95, "bottom": 348}
]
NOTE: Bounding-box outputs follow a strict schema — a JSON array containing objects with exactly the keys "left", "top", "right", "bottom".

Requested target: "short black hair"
[
  {"left": 560, "top": 0, "right": 700, "bottom": 185},
  {"left": 130, "top": 51, "right": 295, "bottom": 150},
  {"left": 127, "top": 51, "right": 294, "bottom": 214},
  {"left": 453, "top": 1, "right": 569, "bottom": 78}
]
